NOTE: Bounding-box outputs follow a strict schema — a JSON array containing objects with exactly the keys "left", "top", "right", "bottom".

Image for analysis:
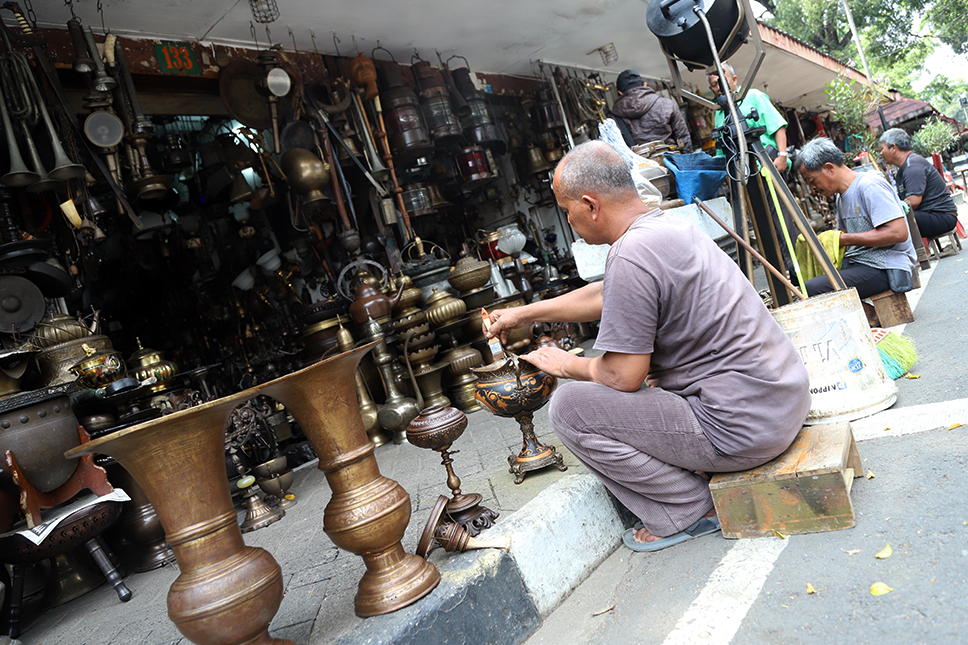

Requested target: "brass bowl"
[
  {"left": 447, "top": 261, "right": 490, "bottom": 294},
  {"left": 460, "top": 285, "right": 495, "bottom": 311},
  {"left": 471, "top": 355, "right": 557, "bottom": 418},
  {"left": 407, "top": 344, "right": 439, "bottom": 369},
  {"left": 256, "top": 469, "right": 294, "bottom": 498},
  {"left": 406, "top": 405, "right": 466, "bottom": 450},
  {"left": 253, "top": 456, "right": 288, "bottom": 480}
]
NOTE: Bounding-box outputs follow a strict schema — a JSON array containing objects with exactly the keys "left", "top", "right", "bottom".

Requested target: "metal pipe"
[{"left": 694, "top": 197, "right": 806, "bottom": 300}]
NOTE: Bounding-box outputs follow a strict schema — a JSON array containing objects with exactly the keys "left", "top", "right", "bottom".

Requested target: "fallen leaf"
[
  {"left": 904, "top": 373, "right": 920, "bottom": 379},
  {"left": 875, "top": 544, "right": 893, "bottom": 559},
  {"left": 781, "top": 604, "right": 789, "bottom": 608},
  {"left": 884, "top": 517, "right": 891, "bottom": 521},
  {"left": 882, "top": 426, "right": 891, "bottom": 431},
  {"left": 591, "top": 604, "right": 615, "bottom": 616},
  {"left": 773, "top": 529, "right": 786, "bottom": 539},
  {"left": 870, "top": 582, "right": 893, "bottom": 596},
  {"left": 806, "top": 582, "right": 817, "bottom": 594},
  {"left": 866, "top": 469, "right": 876, "bottom": 479},
  {"left": 949, "top": 423, "right": 964, "bottom": 430},
  {"left": 845, "top": 549, "right": 862, "bottom": 555}
]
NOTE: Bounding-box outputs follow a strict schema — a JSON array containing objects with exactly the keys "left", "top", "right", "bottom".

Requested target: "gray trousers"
[{"left": 549, "top": 381, "right": 777, "bottom": 537}]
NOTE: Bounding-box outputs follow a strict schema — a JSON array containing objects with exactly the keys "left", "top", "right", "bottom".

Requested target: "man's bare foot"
[{"left": 631, "top": 509, "right": 718, "bottom": 544}]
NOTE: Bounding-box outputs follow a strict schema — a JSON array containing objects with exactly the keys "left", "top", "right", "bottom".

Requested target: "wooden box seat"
[
  {"left": 709, "top": 422, "right": 862, "bottom": 539},
  {"left": 870, "top": 289, "right": 914, "bottom": 328}
]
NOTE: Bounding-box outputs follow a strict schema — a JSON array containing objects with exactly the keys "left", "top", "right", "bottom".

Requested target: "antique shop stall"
[{"left": 0, "top": 1, "right": 665, "bottom": 640}]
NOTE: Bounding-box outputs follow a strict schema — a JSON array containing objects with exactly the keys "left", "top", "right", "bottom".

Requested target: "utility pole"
[{"left": 841, "top": 0, "right": 889, "bottom": 131}]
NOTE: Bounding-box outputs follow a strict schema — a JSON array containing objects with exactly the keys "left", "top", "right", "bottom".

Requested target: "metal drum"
[
  {"left": 456, "top": 145, "right": 493, "bottom": 190},
  {"left": 401, "top": 183, "right": 435, "bottom": 217}
]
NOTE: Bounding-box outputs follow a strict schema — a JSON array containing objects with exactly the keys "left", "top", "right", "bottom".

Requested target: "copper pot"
[{"left": 349, "top": 280, "right": 404, "bottom": 324}]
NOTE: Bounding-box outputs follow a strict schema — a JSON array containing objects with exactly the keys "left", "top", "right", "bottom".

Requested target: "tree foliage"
[
  {"left": 912, "top": 117, "right": 957, "bottom": 155},
  {"left": 919, "top": 75, "right": 968, "bottom": 119},
  {"left": 924, "top": 0, "right": 968, "bottom": 55},
  {"left": 825, "top": 76, "right": 877, "bottom": 150}
]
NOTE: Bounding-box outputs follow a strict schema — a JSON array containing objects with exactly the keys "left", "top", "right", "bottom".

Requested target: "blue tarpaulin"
[{"left": 663, "top": 152, "right": 727, "bottom": 204}]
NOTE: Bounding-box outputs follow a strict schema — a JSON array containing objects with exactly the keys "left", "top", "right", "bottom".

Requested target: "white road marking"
[{"left": 661, "top": 538, "right": 789, "bottom": 645}]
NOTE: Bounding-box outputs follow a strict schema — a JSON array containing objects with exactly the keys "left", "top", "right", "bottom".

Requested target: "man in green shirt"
[{"left": 708, "top": 62, "right": 790, "bottom": 174}]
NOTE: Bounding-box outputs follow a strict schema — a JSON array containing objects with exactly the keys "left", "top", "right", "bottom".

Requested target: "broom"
[{"left": 870, "top": 328, "right": 918, "bottom": 379}]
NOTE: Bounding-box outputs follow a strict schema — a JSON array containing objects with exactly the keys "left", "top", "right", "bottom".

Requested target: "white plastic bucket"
[{"left": 772, "top": 288, "right": 897, "bottom": 425}]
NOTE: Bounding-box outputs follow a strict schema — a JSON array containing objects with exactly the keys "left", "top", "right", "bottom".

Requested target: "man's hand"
[
  {"left": 521, "top": 346, "right": 573, "bottom": 378},
  {"left": 484, "top": 306, "right": 529, "bottom": 345},
  {"left": 773, "top": 154, "right": 788, "bottom": 173}
]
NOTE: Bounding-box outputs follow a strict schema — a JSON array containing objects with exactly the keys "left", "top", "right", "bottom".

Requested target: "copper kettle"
[{"left": 348, "top": 278, "right": 404, "bottom": 324}]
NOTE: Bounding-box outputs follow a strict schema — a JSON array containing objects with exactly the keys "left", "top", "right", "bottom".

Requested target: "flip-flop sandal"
[{"left": 623, "top": 516, "right": 721, "bottom": 552}]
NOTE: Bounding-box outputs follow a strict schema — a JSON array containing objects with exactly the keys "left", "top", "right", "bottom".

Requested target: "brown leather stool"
[{"left": 0, "top": 500, "right": 131, "bottom": 638}]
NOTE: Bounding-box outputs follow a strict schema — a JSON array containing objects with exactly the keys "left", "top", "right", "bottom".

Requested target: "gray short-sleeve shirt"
[
  {"left": 594, "top": 211, "right": 811, "bottom": 459},
  {"left": 837, "top": 172, "right": 916, "bottom": 273}
]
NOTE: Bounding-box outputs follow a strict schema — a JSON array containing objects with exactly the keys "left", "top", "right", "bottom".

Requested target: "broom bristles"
[{"left": 873, "top": 329, "right": 918, "bottom": 379}]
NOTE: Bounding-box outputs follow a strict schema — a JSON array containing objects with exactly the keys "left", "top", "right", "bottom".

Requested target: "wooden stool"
[
  {"left": 709, "top": 423, "right": 862, "bottom": 538},
  {"left": 926, "top": 229, "right": 962, "bottom": 258},
  {"left": 869, "top": 290, "right": 915, "bottom": 327},
  {"left": 0, "top": 501, "right": 131, "bottom": 638}
]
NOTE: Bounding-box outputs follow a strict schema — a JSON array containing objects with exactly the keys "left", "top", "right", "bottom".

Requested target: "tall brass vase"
[
  {"left": 259, "top": 341, "right": 440, "bottom": 616},
  {"left": 66, "top": 390, "right": 291, "bottom": 645}
]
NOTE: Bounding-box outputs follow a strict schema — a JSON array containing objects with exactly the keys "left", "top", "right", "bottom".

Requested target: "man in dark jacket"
[{"left": 611, "top": 69, "right": 693, "bottom": 153}]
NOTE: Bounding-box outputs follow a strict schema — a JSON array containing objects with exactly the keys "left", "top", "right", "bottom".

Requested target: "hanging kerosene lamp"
[
  {"left": 412, "top": 59, "right": 463, "bottom": 149},
  {"left": 450, "top": 60, "right": 507, "bottom": 155},
  {"left": 376, "top": 50, "right": 434, "bottom": 166}
]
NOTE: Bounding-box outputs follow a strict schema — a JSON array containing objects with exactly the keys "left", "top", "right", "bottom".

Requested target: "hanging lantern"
[
  {"left": 379, "top": 65, "right": 434, "bottom": 165},
  {"left": 412, "top": 61, "right": 463, "bottom": 149},
  {"left": 248, "top": 0, "right": 280, "bottom": 23},
  {"left": 400, "top": 183, "right": 435, "bottom": 217},
  {"left": 451, "top": 68, "right": 506, "bottom": 155},
  {"left": 531, "top": 89, "right": 564, "bottom": 133},
  {"left": 455, "top": 145, "right": 495, "bottom": 190}
]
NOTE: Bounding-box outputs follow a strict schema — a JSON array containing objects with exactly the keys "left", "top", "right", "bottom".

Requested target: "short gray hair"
[
  {"left": 554, "top": 140, "right": 636, "bottom": 201},
  {"left": 707, "top": 61, "right": 735, "bottom": 80},
  {"left": 796, "top": 137, "right": 845, "bottom": 171},
  {"left": 880, "top": 128, "right": 913, "bottom": 151}
]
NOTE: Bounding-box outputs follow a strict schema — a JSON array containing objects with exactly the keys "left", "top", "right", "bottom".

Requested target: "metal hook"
[
  {"left": 288, "top": 26, "right": 298, "bottom": 55},
  {"left": 352, "top": 35, "right": 360, "bottom": 55},
  {"left": 412, "top": 48, "right": 425, "bottom": 66},
  {"left": 446, "top": 54, "right": 470, "bottom": 71},
  {"left": 264, "top": 24, "right": 272, "bottom": 45},
  {"left": 309, "top": 29, "right": 320, "bottom": 56},
  {"left": 250, "top": 21, "right": 260, "bottom": 49},
  {"left": 328, "top": 31, "right": 339, "bottom": 57},
  {"left": 371, "top": 41, "right": 395, "bottom": 63},
  {"left": 63, "top": 0, "right": 78, "bottom": 20}
]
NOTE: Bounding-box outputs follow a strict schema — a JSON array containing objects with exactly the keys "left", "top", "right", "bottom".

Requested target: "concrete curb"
[
  {"left": 484, "top": 474, "right": 625, "bottom": 616},
  {"left": 328, "top": 473, "right": 625, "bottom": 644}
]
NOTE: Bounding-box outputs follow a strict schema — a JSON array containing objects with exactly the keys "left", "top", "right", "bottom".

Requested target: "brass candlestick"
[
  {"left": 407, "top": 407, "right": 498, "bottom": 536},
  {"left": 471, "top": 355, "right": 567, "bottom": 484}
]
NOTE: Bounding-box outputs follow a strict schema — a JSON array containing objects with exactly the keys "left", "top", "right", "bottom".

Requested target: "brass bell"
[
  {"left": 228, "top": 172, "right": 254, "bottom": 204},
  {"left": 524, "top": 144, "right": 552, "bottom": 177},
  {"left": 280, "top": 148, "right": 330, "bottom": 205}
]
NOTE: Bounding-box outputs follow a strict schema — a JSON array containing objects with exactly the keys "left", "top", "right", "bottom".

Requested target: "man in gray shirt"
[
  {"left": 485, "top": 141, "right": 810, "bottom": 552},
  {"left": 796, "top": 138, "right": 916, "bottom": 325}
]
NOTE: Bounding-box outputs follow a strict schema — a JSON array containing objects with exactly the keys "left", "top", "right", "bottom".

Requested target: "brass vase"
[
  {"left": 258, "top": 342, "right": 439, "bottom": 616},
  {"left": 66, "top": 390, "right": 293, "bottom": 645},
  {"left": 471, "top": 355, "right": 567, "bottom": 484}
]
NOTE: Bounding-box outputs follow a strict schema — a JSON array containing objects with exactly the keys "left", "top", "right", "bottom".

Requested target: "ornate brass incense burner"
[{"left": 471, "top": 354, "right": 567, "bottom": 484}]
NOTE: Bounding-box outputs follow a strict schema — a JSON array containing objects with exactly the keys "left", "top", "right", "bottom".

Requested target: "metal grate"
[{"left": 248, "top": 0, "right": 280, "bottom": 24}]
